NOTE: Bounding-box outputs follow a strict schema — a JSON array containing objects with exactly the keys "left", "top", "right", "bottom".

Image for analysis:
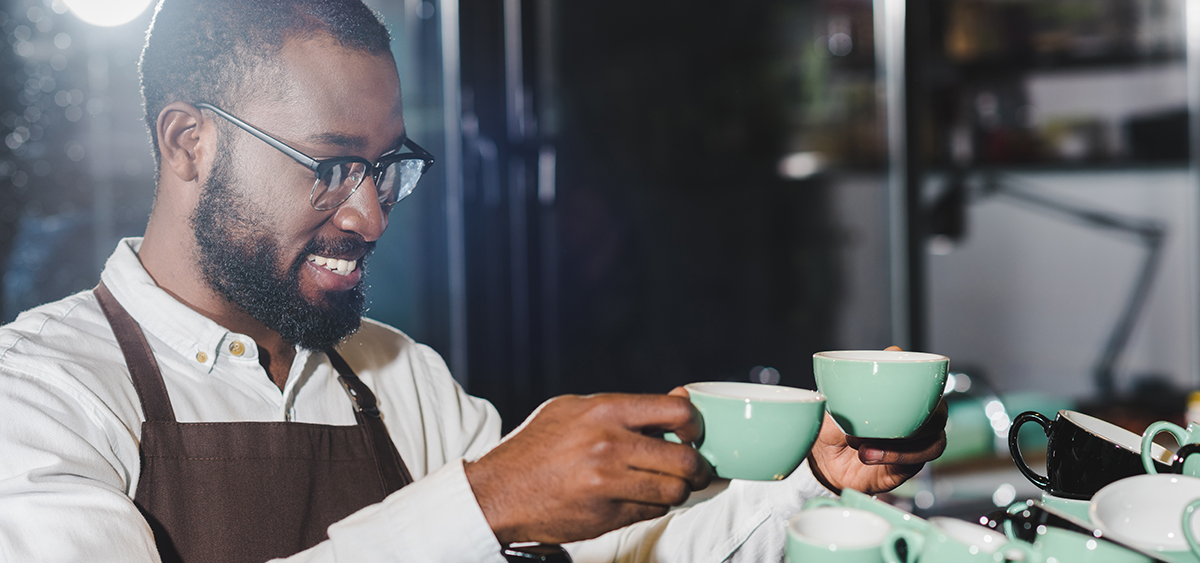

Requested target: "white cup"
[{"left": 1089, "top": 474, "right": 1200, "bottom": 562}]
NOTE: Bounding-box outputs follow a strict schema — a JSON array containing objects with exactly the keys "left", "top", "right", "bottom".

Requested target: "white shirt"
[{"left": 0, "top": 238, "right": 833, "bottom": 563}]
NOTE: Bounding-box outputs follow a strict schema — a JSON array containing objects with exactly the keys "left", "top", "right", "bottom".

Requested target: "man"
[{"left": 0, "top": 0, "right": 946, "bottom": 561}]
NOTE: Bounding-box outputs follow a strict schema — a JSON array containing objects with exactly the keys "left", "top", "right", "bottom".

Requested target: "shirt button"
[
  {"left": 195, "top": 351, "right": 208, "bottom": 363},
  {"left": 229, "top": 341, "right": 246, "bottom": 356}
]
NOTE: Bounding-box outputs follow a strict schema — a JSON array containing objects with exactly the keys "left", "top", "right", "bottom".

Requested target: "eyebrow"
[
  {"left": 306, "top": 132, "right": 369, "bottom": 150},
  {"left": 305, "top": 131, "right": 409, "bottom": 155}
]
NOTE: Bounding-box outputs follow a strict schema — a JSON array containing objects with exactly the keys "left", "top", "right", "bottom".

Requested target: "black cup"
[{"left": 1008, "top": 409, "right": 1171, "bottom": 500}]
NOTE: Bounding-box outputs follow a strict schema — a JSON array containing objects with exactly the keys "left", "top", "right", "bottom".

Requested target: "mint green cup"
[
  {"left": 884, "top": 517, "right": 1038, "bottom": 563},
  {"left": 813, "top": 351, "right": 949, "bottom": 439},
  {"left": 674, "top": 382, "right": 826, "bottom": 481},
  {"left": 810, "top": 490, "right": 931, "bottom": 532},
  {"left": 787, "top": 506, "right": 893, "bottom": 563}
]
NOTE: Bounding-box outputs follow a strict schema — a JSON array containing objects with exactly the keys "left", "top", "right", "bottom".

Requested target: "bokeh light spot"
[{"left": 62, "top": 0, "right": 153, "bottom": 27}]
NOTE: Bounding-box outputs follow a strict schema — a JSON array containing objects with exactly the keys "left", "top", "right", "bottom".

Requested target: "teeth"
[{"left": 307, "top": 254, "right": 357, "bottom": 276}]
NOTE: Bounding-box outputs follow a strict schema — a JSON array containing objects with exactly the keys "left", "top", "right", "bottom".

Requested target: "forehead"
[{"left": 240, "top": 35, "right": 404, "bottom": 151}]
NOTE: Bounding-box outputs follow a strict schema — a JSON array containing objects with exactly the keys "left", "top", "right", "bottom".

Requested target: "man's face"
[
  {"left": 191, "top": 146, "right": 372, "bottom": 350},
  {"left": 190, "top": 36, "right": 406, "bottom": 350}
]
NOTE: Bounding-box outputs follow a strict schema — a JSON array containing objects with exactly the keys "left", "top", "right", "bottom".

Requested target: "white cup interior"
[
  {"left": 789, "top": 507, "right": 892, "bottom": 548},
  {"left": 814, "top": 350, "right": 948, "bottom": 363},
  {"left": 686, "top": 381, "right": 824, "bottom": 403},
  {"left": 1062, "top": 411, "right": 1171, "bottom": 460},
  {"left": 929, "top": 517, "right": 1009, "bottom": 554},
  {"left": 1090, "top": 474, "right": 1200, "bottom": 552}
]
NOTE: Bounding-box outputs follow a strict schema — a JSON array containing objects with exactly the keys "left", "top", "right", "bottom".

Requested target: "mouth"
[{"left": 307, "top": 254, "right": 359, "bottom": 276}]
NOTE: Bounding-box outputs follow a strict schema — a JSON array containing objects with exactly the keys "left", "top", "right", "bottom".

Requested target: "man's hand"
[
  {"left": 806, "top": 401, "right": 948, "bottom": 494},
  {"left": 807, "top": 346, "right": 949, "bottom": 494},
  {"left": 464, "top": 393, "right": 712, "bottom": 545}
]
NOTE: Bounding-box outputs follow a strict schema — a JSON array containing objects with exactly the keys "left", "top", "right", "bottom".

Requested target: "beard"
[{"left": 190, "top": 149, "right": 373, "bottom": 351}]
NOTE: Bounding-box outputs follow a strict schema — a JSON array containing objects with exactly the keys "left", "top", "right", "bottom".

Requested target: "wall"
[{"left": 926, "top": 169, "right": 1199, "bottom": 399}]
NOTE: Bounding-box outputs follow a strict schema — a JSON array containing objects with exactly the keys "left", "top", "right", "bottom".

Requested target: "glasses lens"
[
  {"left": 377, "top": 158, "right": 427, "bottom": 206},
  {"left": 312, "top": 161, "right": 368, "bottom": 210}
]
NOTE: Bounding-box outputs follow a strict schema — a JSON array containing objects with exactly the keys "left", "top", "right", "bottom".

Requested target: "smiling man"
[{"left": 0, "top": 0, "right": 945, "bottom": 562}]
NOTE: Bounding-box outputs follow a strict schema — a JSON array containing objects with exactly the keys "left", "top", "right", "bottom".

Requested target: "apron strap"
[
  {"left": 95, "top": 282, "right": 177, "bottom": 423},
  {"left": 328, "top": 349, "right": 415, "bottom": 494}
]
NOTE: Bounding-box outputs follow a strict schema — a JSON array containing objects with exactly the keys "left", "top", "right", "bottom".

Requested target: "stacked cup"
[
  {"left": 1001, "top": 408, "right": 1200, "bottom": 562},
  {"left": 787, "top": 495, "right": 1038, "bottom": 563},
  {"left": 1076, "top": 418, "right": 1200, "bottom": 562},
  {"left": 1008, "top": 409, "right": 1174, "bottom": 521}
]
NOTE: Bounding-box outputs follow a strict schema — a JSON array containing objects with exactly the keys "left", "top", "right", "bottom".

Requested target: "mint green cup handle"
[
  {"left": 1003, "top": 501, "right": 1033, "bottom": 540},
  {"left": 882, "top": 528, "right": 923, "bottom": 563},
  {"left": 1185, "top": 498, "right": 1200, "bottom": 558},
  {"left": 1142, "top": 421, "right": 1190, "bottom": 474}
]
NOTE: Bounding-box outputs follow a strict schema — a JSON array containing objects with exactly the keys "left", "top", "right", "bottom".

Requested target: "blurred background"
[{"left": 3, "top": 0, "right": 1199, "bottom": 518}]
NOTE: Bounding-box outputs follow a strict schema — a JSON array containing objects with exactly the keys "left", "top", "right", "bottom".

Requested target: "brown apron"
[{"left": 95, "top": 282, "right": 413, "bottom": 563}]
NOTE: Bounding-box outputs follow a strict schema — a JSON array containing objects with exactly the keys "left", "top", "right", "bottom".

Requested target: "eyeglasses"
[{"left": 194, "top": 102, "right": 435, "bottom": 211}]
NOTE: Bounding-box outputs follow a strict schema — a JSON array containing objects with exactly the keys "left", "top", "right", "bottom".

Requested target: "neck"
[{"left": 140, "top": 216, "right": 296, "bottom": 390}]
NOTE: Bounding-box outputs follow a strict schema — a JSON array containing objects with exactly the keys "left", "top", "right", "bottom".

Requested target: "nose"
[{"left": 330, "top": 177, "right": 388, "bottom": 242}]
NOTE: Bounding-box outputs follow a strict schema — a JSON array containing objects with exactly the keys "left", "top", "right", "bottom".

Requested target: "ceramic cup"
[
  {"left": 1039, "top": 492, "right": 1093, "bottom": 523},
  {"left": 883, "top": 517, "right": 1038, "bottom": 563},
  {"left": 1008, "top": 410, "right": 1172, "bottom": 500},
  {"left": 786, "top": 505, "right": 893, "bottom": 563},
  {"left": 665, "top": 382, "right": 826, "bottom": 481},
  {"left": 1003, "top": 501, "right": 1155, "bottom": 563},
  {"left": 1142, "top": 421, "right": 1200, "bottom": 476},
  {"left": 818, "top": 489, "right": 931, "bottom": 532},
  {"left": 1090, "top": 474, "right": 1200, "bottom": 563},
  {"left": 812, "top": 351, "right": 949, "bottom": 439}
]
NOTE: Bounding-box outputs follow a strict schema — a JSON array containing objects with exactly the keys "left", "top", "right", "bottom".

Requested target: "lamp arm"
[{"left": 983, "top": 174, "right": 1167, "bottom": 399}]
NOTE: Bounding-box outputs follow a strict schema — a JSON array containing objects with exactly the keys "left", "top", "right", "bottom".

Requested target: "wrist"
[
  {"left": 464, "top": 459, "right": 521, "bottom": 545},
  {"left": 806, "top": 452, "right": 843, "bottom": 494}
]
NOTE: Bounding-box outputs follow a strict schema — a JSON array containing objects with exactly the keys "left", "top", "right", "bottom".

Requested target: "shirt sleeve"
[
  {"left": 0, "top": 365, "right": 162, "bottom": 563},
  {"left": 272, "top": 342, "right": 509, "bottom": 563},
  {"left": 0, "top": 332, "right": 509, "bottom": 563},
  {"left": 564, "top": 459, "right": 836, "bottom": 563}
]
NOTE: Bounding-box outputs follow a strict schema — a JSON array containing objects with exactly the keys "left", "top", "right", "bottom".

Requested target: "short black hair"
[{"left": 139, "top": 0, "right": 392, "bottom": 166}]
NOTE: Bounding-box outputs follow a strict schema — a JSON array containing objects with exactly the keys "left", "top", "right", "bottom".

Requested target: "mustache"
[
  {"left": 290, "top": 236, "right": 377, "bottom": 279},
  {"left": 301, "top": 236, "right": 376, "bottom": 260}
]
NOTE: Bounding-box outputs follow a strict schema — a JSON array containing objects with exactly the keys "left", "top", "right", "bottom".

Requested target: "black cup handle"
[
  {"left": 1172, "top": 443, "right": 1200, "bottom": 474},
  {"left": 1008, "top": 411, "right": 1052, "bottom": 490}
]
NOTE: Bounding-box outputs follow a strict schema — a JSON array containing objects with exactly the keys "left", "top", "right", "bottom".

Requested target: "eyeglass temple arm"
[
  {"left": 402, "top": 138, "right": 436, "bottom": 166},
  {"left": 193, "top": 102, "right": 320, "bottom": 173}
]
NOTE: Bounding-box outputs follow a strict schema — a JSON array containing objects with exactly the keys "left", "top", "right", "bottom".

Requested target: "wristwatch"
[{"left": 503, "top": 543, "right": 573, "bottom": 562}]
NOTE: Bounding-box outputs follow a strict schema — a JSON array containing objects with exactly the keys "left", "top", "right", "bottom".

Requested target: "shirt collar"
[{"left": 99, "top": 237, "right": 244, "bottom": 373}]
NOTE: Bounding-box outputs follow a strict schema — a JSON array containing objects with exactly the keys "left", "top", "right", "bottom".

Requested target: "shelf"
[{"left": 936, "top": 52, "right": 1185, "bottom": 79}]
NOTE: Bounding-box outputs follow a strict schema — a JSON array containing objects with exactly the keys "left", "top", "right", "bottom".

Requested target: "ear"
[{"left": 156, "top": 101, "right": 212, "bottom": 183}]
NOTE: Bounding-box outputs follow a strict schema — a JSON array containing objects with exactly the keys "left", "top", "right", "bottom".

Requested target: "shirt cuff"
[{"left": 327, "top": 459, "right": 506, "bottom": 563}]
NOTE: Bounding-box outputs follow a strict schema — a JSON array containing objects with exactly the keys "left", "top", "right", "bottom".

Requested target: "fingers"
[
  {"left": 611, "top": 466, "right": 697, "bottom": 506},
  {"left": 622, "top": 433, "right": 712, "bottom": 491},
  {"left": 467, "top": 392, "right": 712, "bottom": 545},
  {"left": 582, "top": 393, "right": 703, "bottom": 443}
]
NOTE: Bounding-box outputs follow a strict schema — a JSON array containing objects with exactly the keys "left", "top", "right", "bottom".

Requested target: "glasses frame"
[{"left": 193, "top": 102, "right": 435, "bottom": 211}]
